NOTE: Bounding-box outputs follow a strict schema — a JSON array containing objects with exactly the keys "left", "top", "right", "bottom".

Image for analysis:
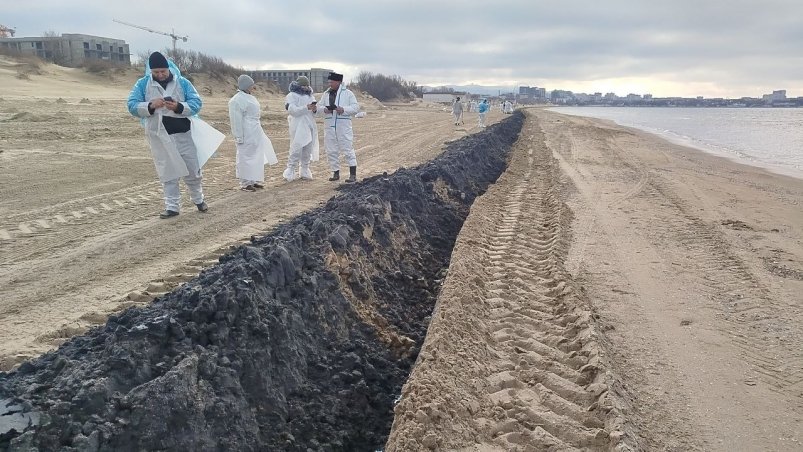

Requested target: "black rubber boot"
[
  {"left": 345, "top": 166, "right": 357, "bottom": 183},
  {"left": 328, "top": 170, "right": 339, "bottom": 181}
]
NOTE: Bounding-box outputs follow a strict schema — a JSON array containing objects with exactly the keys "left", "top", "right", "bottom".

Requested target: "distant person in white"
[
  {"left": 228, "top": 74, "right": 278, "bottom": 191},
  {"left": 283, "top": 75, "right": 319, "bottom": 181},
  {"left": 452, "top": 96, "right": 464, "bottom": 125},
  {"left": 503, "top": 100, "right": 514, "bottom": 114},
  {"left": 314, "top": 72, "right": 360, "bottom": 182}
]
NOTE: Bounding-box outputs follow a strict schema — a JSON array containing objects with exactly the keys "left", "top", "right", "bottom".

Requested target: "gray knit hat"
[
  {"left": 237, "top": 74, "right": 255, "bottom": 91},
  {"left": 296, "top": 75, "right": 310, "bottom": 87}
]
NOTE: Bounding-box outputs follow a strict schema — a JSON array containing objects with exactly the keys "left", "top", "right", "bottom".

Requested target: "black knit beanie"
[{"left": 148, "top": 52, "right": 169, "bottom": 69}]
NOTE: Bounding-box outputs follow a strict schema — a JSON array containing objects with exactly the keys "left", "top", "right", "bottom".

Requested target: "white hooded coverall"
[
  {"left": 283, "top": 90, "right": 320, "bottom": 181},
  {"left": 228, "top": 90, "right": 278, "bottom": 187},
  {"left": 317, "top": 86, "right": 360, "bottom": 171},
  {"left": 129, "top": 68, "right": 205, "bottom": 212},
  {"left": 503, "top": 101, "right": 514, "bottom": 113},
  {"left": 452, "top": 100, "right": 464, "bottom": 124}
]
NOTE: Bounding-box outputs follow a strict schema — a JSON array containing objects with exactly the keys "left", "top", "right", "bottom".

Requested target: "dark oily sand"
[{"left": 0, "top": 112, "right": 524, "bottom": 451}]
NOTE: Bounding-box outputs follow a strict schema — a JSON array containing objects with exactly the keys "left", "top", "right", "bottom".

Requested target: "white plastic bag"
[{"left": 190, "top": 117, "right": 226, "bottom": 168}]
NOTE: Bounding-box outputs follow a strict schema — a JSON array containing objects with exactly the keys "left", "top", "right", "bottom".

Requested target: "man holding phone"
[
  {"left": 126, "top": 51, "right": 208, "bottom": 218},
  {"left": 316, "top": 72, "right": 360, "bottom": 182}
]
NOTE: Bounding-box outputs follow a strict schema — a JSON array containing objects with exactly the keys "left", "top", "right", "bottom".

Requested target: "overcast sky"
[{"left": 3, "top": 0, "right": 802, "bottom": 97}]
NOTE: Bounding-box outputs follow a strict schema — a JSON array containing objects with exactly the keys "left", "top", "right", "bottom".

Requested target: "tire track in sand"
[
  {"left": 386, "top": 112, "right": 634, "bottom": 451},
  {"left": 479, "top": 131, "right": 615, "bottom": 450},
  {"left": 640, "top": 178, "right": 803, "bottom": 395}
]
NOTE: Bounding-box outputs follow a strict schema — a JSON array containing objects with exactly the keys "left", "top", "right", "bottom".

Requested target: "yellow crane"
[
  {"left": 112, "top": 19, "right": 187, "bottom": 52},
  {"left": 0, "top": 24, "right": 15, "bottom": 38}
]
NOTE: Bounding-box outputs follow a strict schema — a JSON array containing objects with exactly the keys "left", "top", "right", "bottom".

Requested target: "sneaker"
[
  {"left": 159, "top": 210, "right": 179, "bottom": 219},
  {"left": 252, "top": 183, "right": 264, "bottom": 189},
  {"left": 241, "top": 185, "right": 256, "bottom": 192},
  {"left": 196, "top": 202, "right": 208, "bottom": 212}
]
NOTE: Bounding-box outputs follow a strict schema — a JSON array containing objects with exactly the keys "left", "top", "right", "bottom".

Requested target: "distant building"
[
  {"left": 517, "top": 86, "right": 546, "bottom": 104},
  {"left": 550, "top": 90, "right": 574, "bottom": 104},
  {"left": 519, "top": 86, "right": 546, "bottom": 99},
  {"left": 0, "top": 33, "right": 130, "bottom": 66},
  {"left": 248, "top": 68, "right": 333, "bottom": 93},
  {"left": 762, "top": 90, "right": 787, "bottom": 103}
]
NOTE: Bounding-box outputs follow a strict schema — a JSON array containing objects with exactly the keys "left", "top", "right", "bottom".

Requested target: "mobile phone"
[
  {"left": 164, "top": 96, "right": 173, "bottom": 102},
  {"left": 311, "top": 101, "right": 317, "bottom": 104}
]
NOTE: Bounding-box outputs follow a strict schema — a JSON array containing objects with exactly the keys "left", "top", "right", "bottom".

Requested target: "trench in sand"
[{"left": 1, "top": 111, "right": 627, "bottom": 451}]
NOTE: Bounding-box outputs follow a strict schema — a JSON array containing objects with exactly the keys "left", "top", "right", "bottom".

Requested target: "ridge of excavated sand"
[
  {"left": 0, "top": 71, "right": 502, "bottom": 371},
  {"left": 386, "top": 112, "right": 635, "bottom": 451}
]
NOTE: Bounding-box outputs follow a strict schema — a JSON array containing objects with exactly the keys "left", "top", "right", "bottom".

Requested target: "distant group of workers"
[
  {"left": 451, "top": 97, "right": 514, "bottom": 128},
  {"left": 127, "top": 51, "right": 359, "bottom": 219}
]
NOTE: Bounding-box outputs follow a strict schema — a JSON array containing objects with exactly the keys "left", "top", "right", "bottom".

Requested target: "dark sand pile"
[{"left": 0, "top": 113, "right": 524, "bottom": 451}]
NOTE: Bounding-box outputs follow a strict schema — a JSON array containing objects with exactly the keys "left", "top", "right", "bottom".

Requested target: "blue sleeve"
[
  {"left": 126, "top": 77, "right": 148, "bottom": 117},
  {"left": 180, "top": 77, "right": 202, "bottom": 115}
]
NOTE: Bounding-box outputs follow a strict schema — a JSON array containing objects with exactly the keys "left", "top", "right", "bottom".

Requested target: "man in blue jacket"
[
  {"left": 127, "top": 51, "right": 208, "bottom": 218},
  {"left": 477, "top": 99, "right": 490, "bottom": 128}
]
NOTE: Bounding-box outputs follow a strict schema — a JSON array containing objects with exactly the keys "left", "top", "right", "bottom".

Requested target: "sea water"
[{"left": 550, "top": 107, "right": 803, "bottom": 179}]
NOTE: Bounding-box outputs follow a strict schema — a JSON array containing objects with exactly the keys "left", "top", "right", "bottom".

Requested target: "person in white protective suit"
[
  {"left": 127, "top": 52, "right": 219, "bottom": 219},
  {"left": 283, "top": 75, "right": 319, "bottom": 181},
  {"left": 314, "top": 72, "right": 360, "bottom": 183},
  {"left": 228, "top": 74, "right": 278, "bottom": 191},
  {"left": 503, "top": 100, "right": 514, "bottom": 114},
  {"left": 452, "top": 96, "right": 464, "bottom": 125}
]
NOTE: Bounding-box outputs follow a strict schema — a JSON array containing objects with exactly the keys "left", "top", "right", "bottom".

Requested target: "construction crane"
[
  {"left": 0, "top": 24, "right": 15, "bottom": 38},
  {"left": 112, "top": 19, "right": 187, "bottom": 52}
]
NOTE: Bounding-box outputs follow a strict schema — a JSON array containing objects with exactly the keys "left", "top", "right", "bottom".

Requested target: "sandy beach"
[
  {"left": 1, "top": 57, "right": 802, "bottom": 450},
  {"left": 389, "top": 110, "right": 803, "bottom": 450}
]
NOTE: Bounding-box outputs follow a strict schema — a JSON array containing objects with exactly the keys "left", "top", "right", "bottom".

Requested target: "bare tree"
[
  {"left": 135, "top": 48, "right": 241, "bottom": 79},
  {"left": 352, "top": 72, "right": 422, "bottom": 101}
]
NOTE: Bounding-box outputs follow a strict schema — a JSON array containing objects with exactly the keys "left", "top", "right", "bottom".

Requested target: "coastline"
[
  {"left": 548, "top": 106, "right": 803, "bottom": 181},
  {"left": 540, "top": 108, "right": 802, "bottom": 449}
]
